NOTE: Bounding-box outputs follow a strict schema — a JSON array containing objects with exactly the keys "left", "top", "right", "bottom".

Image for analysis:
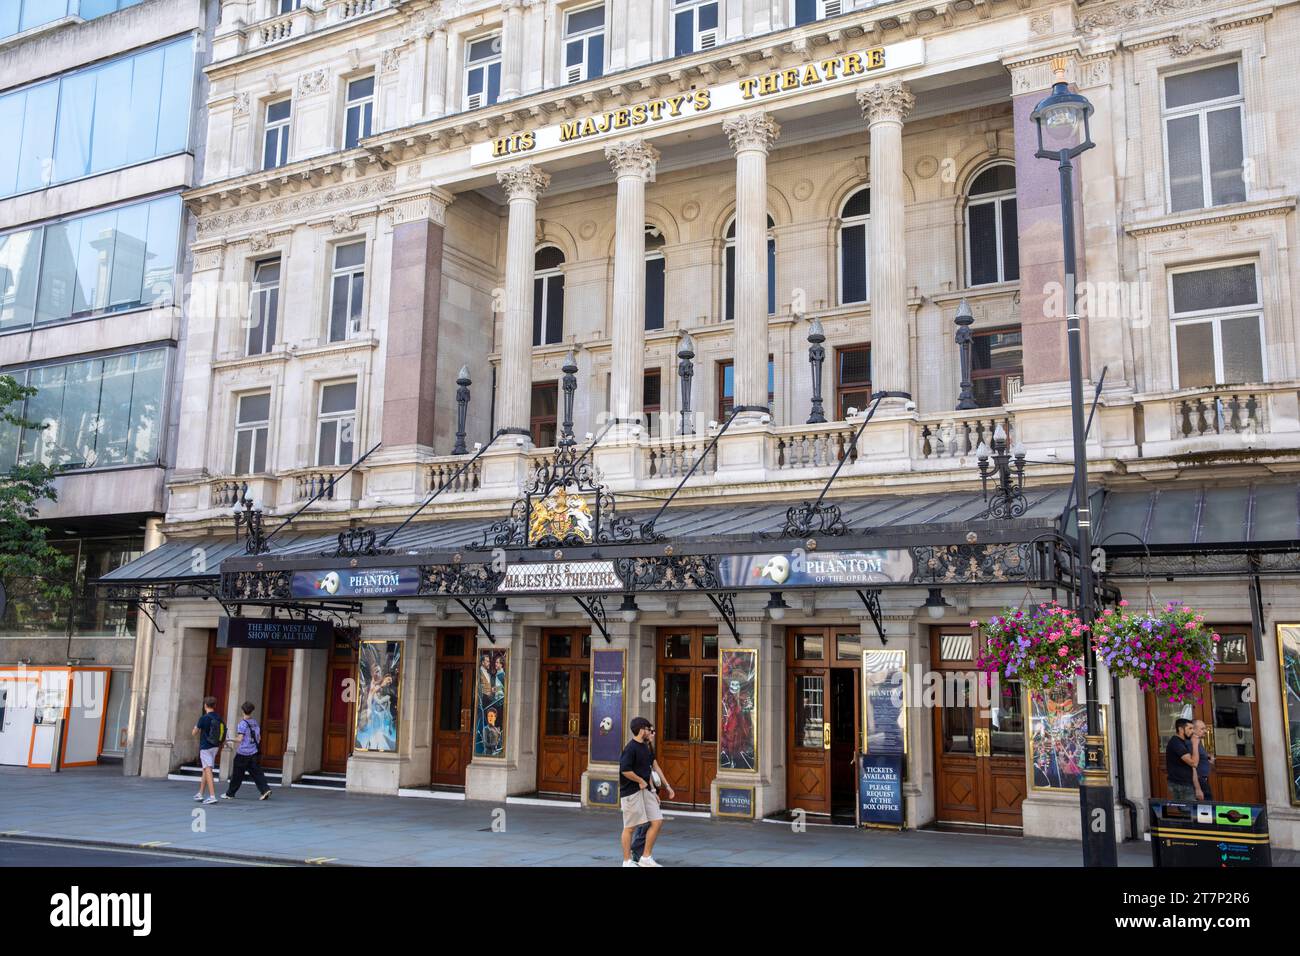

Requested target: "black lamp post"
[
  {"left": 677, "top": 333, "right": 695, "bottom": 435},
  {"left": 1032, "top": 56, "right": 1116, "bottom": 867},
  {"left": 975, "top": 423, "right": 1027, "bottom": 519},
  {"left": 452, "top": 364, "right": 471, "bottom": 455},
  {"left": 560, "top": 347, "right": 578, "bottom": 446},
  {"left": 806, "top": 318, "right": 827, "bottom": 424},
  {"left": 954, "top": 299, "right": 977, "bottom": 411}
]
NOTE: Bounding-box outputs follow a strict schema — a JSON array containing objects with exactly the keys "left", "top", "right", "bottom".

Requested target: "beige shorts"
[
  {"left": 199, "top": 746, "right": 219, "bottom": 769},
  {"left": 621, "top": 788, "right": 663, "bottom": 829}
]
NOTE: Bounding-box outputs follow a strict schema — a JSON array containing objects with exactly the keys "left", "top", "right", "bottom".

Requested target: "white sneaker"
[
  {"left": 637, "top": 856, "right": 662, "bottom": 867},
  {"left": 622, "top": 859, "right": 638, "bottom": 867},
  {"left": 220, "top": 794, "right": 234, "bottom": 800},
  {"left": 203, "top": 796, "right": 218, "bottom": 805},
  {"left": 193, "top": 792, "right": 204, "bottom": 801}
]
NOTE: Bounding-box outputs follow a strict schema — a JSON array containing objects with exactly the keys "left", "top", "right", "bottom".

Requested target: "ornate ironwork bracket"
[
  {"left": 856, "top": 589, "right": 885, "bottom": 644},
  {"left": 233, "top": 493, "right": 270, "bottom": 555},
  {"left": 454, "top": 597, "right": 494, "bottom": 644},
  {"left": 572, "top": 594, "right": 610, "bottom": 643},
  {"left": 705, "top": 591, "right": 739, "bottom": 643},
  {"left": 328, "top": 527, "right": 395, "bottom": 558}
]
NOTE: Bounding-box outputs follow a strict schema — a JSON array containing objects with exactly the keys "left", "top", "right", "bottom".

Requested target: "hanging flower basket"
[
  {"left": 972, "top": 601, "right": 1088, "bottom": 693},
  {"left": 1093, "top": 600, "right": 1218, "bottom": 705}
]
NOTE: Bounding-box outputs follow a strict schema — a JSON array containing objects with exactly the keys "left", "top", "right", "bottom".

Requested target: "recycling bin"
[{"left": 1149, "top": 799, "right": 1271, "bottom": 867}]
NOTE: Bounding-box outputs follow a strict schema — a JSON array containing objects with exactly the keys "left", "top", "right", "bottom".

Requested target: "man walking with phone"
[{"left": 619, "top": 717, "right": 675, "bottom": 867}]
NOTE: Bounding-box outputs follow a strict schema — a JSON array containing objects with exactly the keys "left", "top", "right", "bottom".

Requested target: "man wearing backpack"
[
  {"left": 222, "top": 701, "right": 272, "bottom": 801},
  {"left": 191, "top": 696, "right": 224, "bottom": 805}
]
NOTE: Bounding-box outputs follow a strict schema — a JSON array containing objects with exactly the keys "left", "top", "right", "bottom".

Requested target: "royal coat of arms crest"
[{"left": 528, "top": 486, "right": 595, "bottom": 545}]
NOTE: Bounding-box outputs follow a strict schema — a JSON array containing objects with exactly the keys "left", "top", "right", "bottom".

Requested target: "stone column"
[
  {"left": 496, "top": 164, "right": 550, "bottom": 439},
  {"left": 723, "top": 111, "right": 780, "bottom": 419},
  {"left": 122, "top": 516, "right": 165, "bottom": 777},
  {"left": 380, "top": 188, "right": 455, "bottom": 454},
  {"left": 428, "top": 18, "right": 449, "bottom": 117},
  {"left": 604, "top": 139, "right": 659, "bottom": 426},
  {"left": 501, "top": 0, "right": 525, "bottom": 100},
  {"left": 857, "top": 81, "right": 914, "bottom": 403}
]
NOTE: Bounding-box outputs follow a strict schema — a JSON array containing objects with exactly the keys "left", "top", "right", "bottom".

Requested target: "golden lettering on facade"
[{"left": 741, "top": 48, "right": 886, "bottom": 100}]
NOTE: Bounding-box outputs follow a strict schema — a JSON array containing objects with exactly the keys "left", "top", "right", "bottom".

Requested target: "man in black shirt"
[
  {"left": 619, "top": 716, "right": 675, "bottom": 867},
  {"left": 1165, "top": 717, "right": 1200, "bottom": 801}
]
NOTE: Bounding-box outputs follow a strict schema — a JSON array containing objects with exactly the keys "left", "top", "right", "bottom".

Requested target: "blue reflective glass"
[
  {"left": 566, "top": 39, "right": 583, "bottom": 68},
  {"left": 588, "top": 35, "right": 604, "bottom": 79},
  {"left": 487, "top": 62, "right": 501, "bottom": 105},
  {"left": 699, "top": 2, "right": 718, "bottom": 31},
  {"left": 795, "top": 0, "right": 817, "bottom": 24},
  {"left": 567, "top": 5, "right": 604, "bottom": 32},
  {"left": 674, "top": 11, "right": 693, "bottom": 56},
  {"left": 0, "top": 227, "right": 42, "bottom": 331},
  {"left": 21, "top": 0, "right": 67, "bottom": 32},
  {"left": 126, "top": 47, "right": 166, "bottom": 165}
]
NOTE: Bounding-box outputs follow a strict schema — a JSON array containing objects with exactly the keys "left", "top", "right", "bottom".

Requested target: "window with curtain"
[
  {"left": 724, "top": 214, "right": 776, "bottom": 321},
  {"left": 645, "top": 226, "right": 666, "bottom": 330},
  {"left": 533, "top": 246, "right": 565, "bottom": 345},
  {"left": 0, "top": 35, "right": 193, "bottom": 198},
  {"left": 838, "top": 188, "right": 870, "bottom": 304},
  {"left": 316, "top": 381, "right": 357, "bottom": 467},
  {"left": 1163, "top": 62, "right": 1246, "bottom": 213},
  {"left": 966, "top": 164, "right": 1019, "bottom": 286},
  {"left": 1, "top": 194, "right": 181, "bottom": 333},
  {"left": 1169, "top": 262, "right": 1264, "bottom": 388},
  {"left": 8, "top": 347, "right": 167, "bottom": 471}
]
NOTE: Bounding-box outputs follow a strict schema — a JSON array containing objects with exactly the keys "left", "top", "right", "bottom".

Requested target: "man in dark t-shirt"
[
  {"left": 1165, "top": 717, "right": 1199, "bottom": 801},
  {"left": 618, "top": 716, "right": 674, "bottom": 867}
]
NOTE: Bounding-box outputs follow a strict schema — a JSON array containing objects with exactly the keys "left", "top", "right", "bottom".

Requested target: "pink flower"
[{"left": 1058, "top": 646, "right": 1069, "bottom": 658}]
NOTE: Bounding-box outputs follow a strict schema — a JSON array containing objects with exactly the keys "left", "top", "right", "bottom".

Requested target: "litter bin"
[{"left": 1149, "top": 799, "right": 1271, "bottom": 867}]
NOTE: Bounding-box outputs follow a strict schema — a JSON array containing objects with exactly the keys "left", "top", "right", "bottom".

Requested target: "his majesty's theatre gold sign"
[{"left": 471, "top": 38, "right": 925, "bottom": 166}]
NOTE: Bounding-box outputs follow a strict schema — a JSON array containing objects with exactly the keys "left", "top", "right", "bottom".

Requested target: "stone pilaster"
[
  {"left": 723, "top": 111, "right": 780, "bottom": 419},
  {"left": 604, "top": 139, "right": 659, "bottom": 426},
  {"left": 500, "top": 0, "right": 525, "bottom": 100},
  {"left": 428, "top": 17, "right": 449, "bottom": 117},
  {"left": 495, "top": 164, "right": 550, "bottom": 439},
  {"left": 857, "top": 81, "right": 914, "bottom": 404}
]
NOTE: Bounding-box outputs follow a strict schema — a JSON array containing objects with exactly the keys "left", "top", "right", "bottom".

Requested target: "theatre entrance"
[
  {"left": 1145, "top": 626, "right": 1265, "bottom": 804},
  {"left": 203, "top": 630, "right": 230, "bottom": 715},
  {"left": 657, "top": 627, "right": 718, "bottom": 809},
  {"left": 431, "top": 629, "right": 477, "bottom": 788},
  {"left": 931, "top": 627, "right": 1026, "bottom": 828},
  {"left": 537, "top": 629, "right": 590, "bottom": 797},
  {"left": 787, "top": 627, "right": 863, "bottom": 818},
  {"left": 320, "top": 637, "right": 356, "bottom": 775},
  {"left": 258, "top": 648, "right": 294, "bottom": 770}
]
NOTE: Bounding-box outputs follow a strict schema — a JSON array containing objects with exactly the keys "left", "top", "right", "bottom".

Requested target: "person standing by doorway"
[
  {"left": 1164, "top": 717, "right": 1200, "bottom": 802},
  {"left": 222, "top": 701, "right": 272, "bottom": 801},
  {"left": 1192, "top": 719, "right": 1215, "bottom": 801},
  {"left": 630, "top": 725, "right": 660, "bottom": 863},
  {"left": 192, "top": 697, "right": 224, "bottom": 805},
  {"left": 619, "top": 717, "right": 674, "bottom": 867}
]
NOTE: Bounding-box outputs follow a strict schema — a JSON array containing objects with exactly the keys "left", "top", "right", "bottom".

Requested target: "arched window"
[
  {"left": 533, "top": 246, "right": 565, "bottom": 346},
  {"left": 724, "top": 214, "right": 776, "bottom": 321},
  {"left": 645, "top": 224, "right": 666, "bottom": 330},
  {"left": 837, "top": 188, "right": 870, "bottom": 305},
  {"left": 966, "top": 164, "right": 1019, "bottom": 287}
]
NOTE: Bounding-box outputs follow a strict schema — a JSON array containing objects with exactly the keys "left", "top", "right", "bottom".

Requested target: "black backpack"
[{"left": 204, "top": 714, "right": 225, "bottom": 749}]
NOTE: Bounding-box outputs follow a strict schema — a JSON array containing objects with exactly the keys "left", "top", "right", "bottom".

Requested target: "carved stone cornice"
[
  {"left": 194, "top": 174, "right": 397, "bottom": 240},
  {"left": 1078, "top": 0, "right": 1219, "bottom": 37},
  {"left": 383, "top": 187, "right": 456, "bottom": 226},
  {"left": 856, "top": 80, "right": 914, "bottom": 125},
  {"left": 604, "top": 139, "right": 660, "bottom": 180},
  {"left": 1123, "top": 196, "right": 1297, "bottom": 238},
  {"left": 497, "top": 164, "right": 551, "bottom": 201},
  {"left": 721, "top": 111, "right": 781, "bottom": 154}
]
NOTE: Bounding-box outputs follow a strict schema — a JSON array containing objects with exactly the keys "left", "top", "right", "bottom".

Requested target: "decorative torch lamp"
[
  {"left": 452, "top": 364, "right": 472, "bottom": 455},
  {"left": 807, "top": 317, "right": 827, "bottom": 424},
  {"left": 954, "top": 299, "right": 978, "bottom": 411},
  {"left": 559, "top": 347, "right": 578, "bottom": 446},
  {"left": 677, "top": 333, "right": 696, "bottom": 435}
]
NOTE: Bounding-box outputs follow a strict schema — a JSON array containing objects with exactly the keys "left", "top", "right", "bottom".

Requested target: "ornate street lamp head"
[{"left": 1032, "top": 56, "right": 1095, "bottom": 159}]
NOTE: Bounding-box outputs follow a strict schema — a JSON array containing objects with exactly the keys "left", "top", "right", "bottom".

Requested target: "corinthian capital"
[
  {"left": 604, "top": 139, "right": 660, "bottom": 181},
  {"left": 856, "top": 81, "right": 915, "bottom": 125},
  {"left": 722, "top": 111, "right": 781, "bottom": 154},
  {"left": 497, "top": 164, "right": 551, "bottom": 201}
]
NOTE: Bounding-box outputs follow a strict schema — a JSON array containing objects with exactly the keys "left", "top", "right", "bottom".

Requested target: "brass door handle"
[
  {"left": 974, "top": 728, "right": 990, "bottom": 757},
  {"left": 823, "top": 721, "right": 831, "bottom": 751},
  {"left": 460, "top": 708, "right": 470, "bottom": 732}
]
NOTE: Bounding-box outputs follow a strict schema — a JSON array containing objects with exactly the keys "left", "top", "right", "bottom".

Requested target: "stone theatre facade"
[{"left": 119, "top": 0, "right": 1300, "bottom": 848}]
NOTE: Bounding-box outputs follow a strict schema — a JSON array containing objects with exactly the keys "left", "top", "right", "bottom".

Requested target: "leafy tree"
[{"left": 0, "top": 375, "right": 73, "bottom": 627}]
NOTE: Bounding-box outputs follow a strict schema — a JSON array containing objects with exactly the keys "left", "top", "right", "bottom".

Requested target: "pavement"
[{"left": 0, "top": 765, "right": 1265, "bottom": 867}]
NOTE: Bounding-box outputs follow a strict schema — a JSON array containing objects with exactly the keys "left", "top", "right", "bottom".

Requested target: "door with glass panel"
[
  {"left": 537, "top": 629, "right": 590, "bottom": 796},
  {"left": 1145, "top": 627, "right": 1264, "bottom": 804},
  {"left": 931, "top": 627, "right": 1026, "bottom": 827},
  {"left": 656, "top": 628, "right": 718, "bottom": 808},
  {"left": 431, "top": 630, "right": 476, "bottom": 787},
  {"left": 787, "top": 628, "right": 863, "bottom": 816}
]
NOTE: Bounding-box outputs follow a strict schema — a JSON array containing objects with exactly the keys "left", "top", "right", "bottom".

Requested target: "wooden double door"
[
  {"left": 320, "top": 637, "right": 356, "bottom": 775},
  {"left": 787, "top": 628, "right": 863, "bottom": 817},
  {"left": 431, "top": 629, "right": 477, "bottom": 788},
  {"left": 1146, "top": 626, "right": 1265, "bottom": 804},
  {"left": 931, "top": 627, "right": 1026, "bottom": 827},
  {"left": 537, "top": 629, "right": 591, "bottom": 796},
  {"left": 258, "top": 648, "right": 294, "bottom": 770},
  {"left": 657, "top": 627, "right": 718, "bottom": 809}
]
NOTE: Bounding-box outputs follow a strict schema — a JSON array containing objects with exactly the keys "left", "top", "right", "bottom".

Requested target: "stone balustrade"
[
  {"left": 644, "top": 434, "right": 718, "bottom": 479},
  {"left": 427, "top": 455, "right": 482, "bottom": 494},
  {"left": 1137, "top": 383, "right": 1300, "bottom": 458},
  {"left": 917, "top": 412, "right": 1016, "bottom": 461}
]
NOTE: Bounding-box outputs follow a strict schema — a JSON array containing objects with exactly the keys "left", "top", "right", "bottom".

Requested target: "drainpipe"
[{"left": 123, "top": 518, "right": 165, "bottom": 777}]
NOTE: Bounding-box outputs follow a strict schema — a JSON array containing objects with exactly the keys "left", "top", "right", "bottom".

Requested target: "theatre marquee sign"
[
  {"left": 472, "top": 38, "right": 924, "bottom": 166},
  {"left": 499, "top": 560, "right": 625, "bottom": 593}
]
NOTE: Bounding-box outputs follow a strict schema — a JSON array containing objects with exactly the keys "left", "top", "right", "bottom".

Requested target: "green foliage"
[{"left": 0, "top": 375, "right": 74, "bottom": 611}]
